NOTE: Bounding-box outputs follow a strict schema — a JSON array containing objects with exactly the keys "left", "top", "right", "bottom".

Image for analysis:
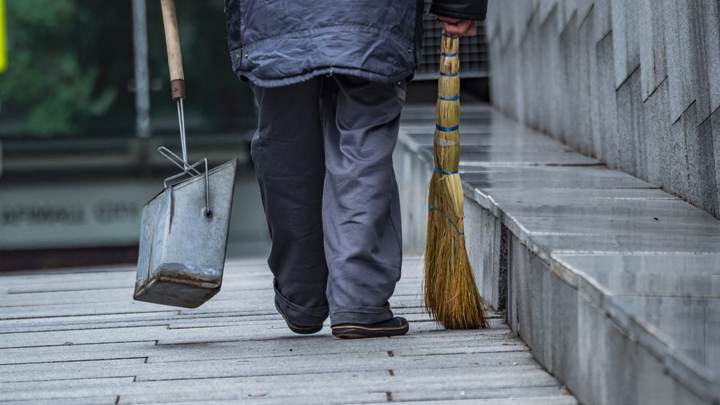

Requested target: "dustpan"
[
  {"left": 134, "top": 0, "right": 237, "bottom": 308},
  {"left": 134, "top": 153, "right": 237, "bottom": 308}
]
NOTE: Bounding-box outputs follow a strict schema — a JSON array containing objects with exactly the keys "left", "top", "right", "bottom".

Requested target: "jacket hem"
[
  {"left": 230, "top": 26, "right": 417, "bottom": 88},
  {"left": 237, "top": 67, "right": 416, "bottom": 88},
  {"left": 429, "top": 5, "right": 488, "bottom": 21}
]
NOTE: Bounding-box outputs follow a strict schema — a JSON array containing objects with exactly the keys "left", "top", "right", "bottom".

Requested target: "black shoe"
[
  {"left": 331, "top": 317, "right": 409, "bottom": 339},
  {"left": 275, "top": 302, "right": 323, "bottom": 335}
]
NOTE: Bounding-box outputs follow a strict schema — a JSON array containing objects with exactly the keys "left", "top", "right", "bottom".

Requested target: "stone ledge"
[{"left": 395, "top": 104, "right": 720, "bottom": 405}]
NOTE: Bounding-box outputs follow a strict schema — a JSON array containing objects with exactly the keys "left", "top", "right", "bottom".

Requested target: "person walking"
[{"left": 224, "top": 0, "right": 487, "bottom": 339}]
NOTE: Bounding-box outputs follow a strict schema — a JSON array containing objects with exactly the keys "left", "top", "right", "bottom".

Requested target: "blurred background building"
[{"left": 0, "top": 0, "right": 489, "bottom": 271}]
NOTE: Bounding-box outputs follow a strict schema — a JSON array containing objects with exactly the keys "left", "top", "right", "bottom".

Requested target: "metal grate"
[{"left": 415, "top": 1, "right": 489, "bottom": 80}]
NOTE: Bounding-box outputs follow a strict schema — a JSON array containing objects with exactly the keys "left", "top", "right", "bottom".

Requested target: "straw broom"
[{"left": 424, "top": 34, "right": 488, "bottom": 330}]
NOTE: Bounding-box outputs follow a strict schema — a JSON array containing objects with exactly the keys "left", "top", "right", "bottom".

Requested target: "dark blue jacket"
[{"left": 225, "top": 0, "right": 487, "bottom": 87}]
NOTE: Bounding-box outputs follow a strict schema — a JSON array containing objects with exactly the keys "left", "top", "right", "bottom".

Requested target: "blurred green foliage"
[
  {"left": 0, "top": 0, "right": 254, "bottom": 138},
  {"left": 0, "top": 0, "right": 117, "bottom": 136}
]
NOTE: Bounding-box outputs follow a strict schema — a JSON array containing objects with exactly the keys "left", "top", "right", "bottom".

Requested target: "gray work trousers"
[{"left": 250, "top": 75, "right": 405, "bottom": 326}]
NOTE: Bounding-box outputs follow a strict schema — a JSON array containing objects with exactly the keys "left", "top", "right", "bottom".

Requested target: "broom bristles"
[
  {"left": 425, "top": 173, "right": 487, "bottom": 329},
  {"left": 424, "top": 34, "right": 488, "bottom": 330}
]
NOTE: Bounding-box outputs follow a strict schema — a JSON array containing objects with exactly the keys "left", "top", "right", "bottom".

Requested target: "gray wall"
[{"left": 486, "top": 0, "right": 720, "bottom": 217}]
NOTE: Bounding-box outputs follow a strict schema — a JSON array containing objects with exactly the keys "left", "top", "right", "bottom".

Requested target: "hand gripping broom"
[{"left": 424, "top": 34, "right": 488, "bottom": 329}]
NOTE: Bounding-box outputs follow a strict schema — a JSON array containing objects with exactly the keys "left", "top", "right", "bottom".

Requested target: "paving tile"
[{"left": 0, "top": 358, "right": 147, "bottom": 383}]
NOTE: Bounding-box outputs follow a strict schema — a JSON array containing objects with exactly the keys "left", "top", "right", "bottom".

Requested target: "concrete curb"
[{"left": 395, "top": 105, "right": 720, "bottom": 405}]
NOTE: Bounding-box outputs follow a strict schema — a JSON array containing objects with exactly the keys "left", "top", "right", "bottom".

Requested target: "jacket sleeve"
[{"left": 429, "top": 0, "right": 488, "bottom": 21}]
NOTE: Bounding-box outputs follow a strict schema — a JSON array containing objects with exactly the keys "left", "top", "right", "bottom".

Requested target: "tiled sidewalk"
[{"left": 0, "top": 257, "right": 576, "bottom": 404}]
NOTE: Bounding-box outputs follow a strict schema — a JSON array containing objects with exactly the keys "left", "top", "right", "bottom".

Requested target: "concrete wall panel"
[{"left": 488, "top": 0, "right": 720, "bottom": 219}]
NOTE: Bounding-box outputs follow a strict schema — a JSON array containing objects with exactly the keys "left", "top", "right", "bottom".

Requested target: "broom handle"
[
  {"left": 435, "top": 34, "right": 461, "bottom": 174},
  {"left": 160, "top": 0, "right": 185, "bottom": 101},
  {"left": 438, "top": 34, "right": 460, "bottom": 125}
]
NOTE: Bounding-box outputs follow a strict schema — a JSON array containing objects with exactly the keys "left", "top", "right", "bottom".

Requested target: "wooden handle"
[{"left": 160, "top": 0, "right": 185, "bottom": 100}]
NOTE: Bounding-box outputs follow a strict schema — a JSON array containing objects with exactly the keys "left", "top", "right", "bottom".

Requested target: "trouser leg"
[
  {"left": 321, "top": 75, "right": 406, "bottom": 325},
  {"left": 250, "top": 78, "right": 329, "bottom": 326}
]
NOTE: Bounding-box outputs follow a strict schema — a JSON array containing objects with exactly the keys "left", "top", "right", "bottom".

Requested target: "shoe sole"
[
  {"left": 331, "top": 323, "right": 409, "bottom": 339},
  {"left": 287, "top": 324, "right": 323, "bottom": 335}
]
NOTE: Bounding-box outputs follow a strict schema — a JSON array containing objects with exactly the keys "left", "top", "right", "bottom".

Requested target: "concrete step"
[{"left": 396, "top": 104, "right": 720, "bottom": 405}]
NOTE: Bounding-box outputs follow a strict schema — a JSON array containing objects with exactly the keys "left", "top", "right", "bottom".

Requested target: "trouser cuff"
[
  {"left": 330, "top": 305, "right": 394, "bottom": 326},
  {"left": 274, "top": 282, "right": 328, "bottom": 326}
]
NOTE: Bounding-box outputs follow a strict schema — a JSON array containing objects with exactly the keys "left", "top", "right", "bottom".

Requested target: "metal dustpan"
[
  {"left": 134, "top": 0, "right": 237, "bottom": 308},
  {"left": 134, "top": 149, "right": 237, "bottom": 308}
]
